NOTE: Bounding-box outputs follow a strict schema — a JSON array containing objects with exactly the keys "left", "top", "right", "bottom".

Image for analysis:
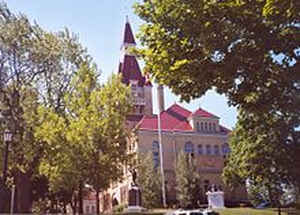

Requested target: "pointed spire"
[{"left": 123, "top": 17, "right": 136, "bottom": 45}]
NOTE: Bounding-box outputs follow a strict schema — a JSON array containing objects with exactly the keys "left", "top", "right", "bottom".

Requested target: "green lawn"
[
  {"left": 216, "top": 207, "right": 300, "bottom": 215},
  {"left": 148, "top": 207, "right": 300, "bottom": 215}
]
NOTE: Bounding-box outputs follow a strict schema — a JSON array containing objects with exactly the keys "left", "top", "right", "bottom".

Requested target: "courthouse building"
[{"left": 96, "top": 19, "right": 247, "bottom": 212}]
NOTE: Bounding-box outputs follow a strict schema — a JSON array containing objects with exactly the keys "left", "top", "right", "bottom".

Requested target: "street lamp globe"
[{"left": 4, "top": 129, "right": 12, "bottom": 142}]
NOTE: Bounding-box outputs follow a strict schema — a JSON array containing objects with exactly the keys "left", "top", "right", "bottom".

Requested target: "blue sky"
[{"left": 6, "top": 0, "right": 238, "bottom": 129}]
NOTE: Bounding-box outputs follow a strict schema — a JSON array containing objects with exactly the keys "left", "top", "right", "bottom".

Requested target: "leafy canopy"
[
  {"left": 137, "top": 152, "right": 162, "bottom": 209},
  {"left": 134, "top": 0, "right": 299, "bottom": 112}
]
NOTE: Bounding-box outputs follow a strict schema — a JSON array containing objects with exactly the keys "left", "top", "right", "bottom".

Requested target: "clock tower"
[{"left": 118, "top": 18, "right": 153, "bottom": 116}]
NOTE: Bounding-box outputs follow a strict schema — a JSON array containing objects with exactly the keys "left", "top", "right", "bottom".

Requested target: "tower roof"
[
  {"left": 123, "top": 18, "right": 136, "bottom": 45},
  {"left": 119, "top": 18, "right": 152, "bottom": 87},
  {"left": 118, "top": 56, "right": 145, "bottom": 86}
]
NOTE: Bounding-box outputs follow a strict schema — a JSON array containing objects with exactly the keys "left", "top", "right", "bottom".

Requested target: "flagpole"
[{"left": 157, "top": 85, "right": 167, "bottom": 207}]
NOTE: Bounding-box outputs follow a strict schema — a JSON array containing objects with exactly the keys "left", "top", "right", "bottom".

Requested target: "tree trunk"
[
  {"left": 278, "top": 205, "right": 281, "bottom": 215},
  {"left": 63, "top": 201, "right": 67, "bottom": 214},
  {"left": 96, "top": 189, "right": 100, "bottom": 215},
  {"left": 71, "top": 192, "right": 78, "bottom": 215},
  {"left": 16, "top": 171, "right": 33, "bottom": 213},
  {"left": 78, "top": 181, "right": 83, "bottom": 214},
  {"left": 70, "top": 195, "right": 76, "bottom": 215}
]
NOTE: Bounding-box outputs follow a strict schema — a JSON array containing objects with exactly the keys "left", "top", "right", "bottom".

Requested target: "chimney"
[{"left": 157, "top": 85, "right": 165, "bottom": 113}]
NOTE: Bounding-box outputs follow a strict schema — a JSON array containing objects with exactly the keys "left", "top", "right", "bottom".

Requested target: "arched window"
[
  {"left": 184, "top": 141, "right": 194, "bottom": 154},
  {"left": 206, "top": 145, "right": 212, "bottom": 155},
  {"left": 200, "top": 122, "right": 204, "bottom": 131},
  {"left": 204, "top": 179, "right": 210, "bottom": 192},
  {"left": 196, "top": 122, "right": 200, "bottom": 132},
  {"left": 152, "top": 141, "right": 160, "bottom": 168},
  {"left": 204, "top": 122, "right": 208, "bottom": 131},
  {"left": 222, "top": 143, "right": 230, "bottom": 155},
  {"left": 198, "top": 144, "right": 203, "bottom": 155},
  {"left": 208, "top": 123, "right": 212, "bottom": 131},
  {"left": 214, "top": 145, "right": 220, "bottom": 155}
]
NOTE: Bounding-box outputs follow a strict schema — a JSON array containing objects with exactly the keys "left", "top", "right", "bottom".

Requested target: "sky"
[{"left": 5, "top": 0, "right": 238, "bottom": 129}]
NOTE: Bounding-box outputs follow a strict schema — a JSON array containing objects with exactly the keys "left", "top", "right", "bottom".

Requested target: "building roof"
[
  {"left": 138, "top": 103, "right": 230, "bottom": 134},
  {"left": 119, "top": 20, "right": 152, "bottom": 87},
  {"left": 191, "top": 107, "right": 219, "bottom": 118},
  {"left": 123, "top": 19, "right": 136, "bottom": 45},
  {"left": 119, "top": 56, "right": 146, "bottom": 86}
]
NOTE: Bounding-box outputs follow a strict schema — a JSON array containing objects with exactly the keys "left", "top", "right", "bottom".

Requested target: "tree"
[
  {"left": 134, "top": 0, "right": 300, "bottom": 209},
  {"left": 223, "top": 109, "right": 298, "bottom": 214},
  {"left": 175, "top": 152, "right": 200, "bottom": 209},
  {"left": 134, "top": 0, "right": 299, "bottom": 107},
  {"left": 37, "top": 63, "right": 134, "bottom": 215},
  {"left": 247, "top": 181, "right": 270, "bottom": 208},
  {"left": 0, "top": 3, "right": 89, "bottom": 212},
  {"left": 136, "top": 152, "right": 162, "bottom": 209}
]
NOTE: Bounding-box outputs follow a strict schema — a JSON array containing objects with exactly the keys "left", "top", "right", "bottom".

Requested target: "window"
[
  {"left": 204, "top": 122, "right": 208, "bottom": 131},
  {"left": 86, "top": 206, "right": 90, "bottom": 214},
  {"left": 213, "top": 123, "right": 216, "bottom": 132},
  {"left": 152, "top": 141, "right": 159, "bottom": 151},
  {"left": 222, "top": 143, "right": 230, "bottom": 155},
  {"left": 214, "top": 145, "right": 220, "bottom": 155},
  {"left": 206, "top": 145, "right": 211, "bottom": 155},
  {"left": 130, "top": 81, "right": 138, "bottom": 97},
  {"left": 152, "top": 141, "right": 160, "bottom": 168},
  {"left": 200, "top": 122, "right": 204, "bottom": 131},
  {"left": 140, "top": 106, "right": 144, "bottom": 114},
  {"left": 209, "top": 123, "right": 212, "bottom": 131},
  {"left": 204, "top": 179, "right": 210, "bottom": 192},
  {"left": 196, "top": 122, "right": 200, "bottom": 131},
  {"left": 138, "top": 88, "right": 144, "bottom": 98},
  {"left": 184, "top": 142, "right": 194, "bottom": 154},
  {"left": 198, "top": 144, "right": 203, "bottom": 155},
  {"left": 91, "top": 206, "right": 95, "bottom": 213}
]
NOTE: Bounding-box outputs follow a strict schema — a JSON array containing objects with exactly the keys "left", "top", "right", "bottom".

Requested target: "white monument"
[{"left": 206, "top": 188, "right": 225, "bottom": 209}]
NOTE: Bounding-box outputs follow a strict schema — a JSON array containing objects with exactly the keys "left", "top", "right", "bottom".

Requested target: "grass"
[
  {"left": 215, "top": 207, "right": 300, "bottom": 215},
  {"left": 147, "top": 207, "right": 300, "bottom": 215}
]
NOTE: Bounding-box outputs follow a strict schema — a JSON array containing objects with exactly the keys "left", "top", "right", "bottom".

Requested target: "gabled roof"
[
  {"left": 138, "top": 104, "right": 192, "bottom": 131},
  {"left": 138, "top": 103, "right": 230, "bottom": 134},
  {"left": 191, "top": 107, "right": 219, "bottom": 118}
]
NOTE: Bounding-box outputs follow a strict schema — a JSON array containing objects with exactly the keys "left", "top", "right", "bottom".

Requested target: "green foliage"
[
  {"left": 134, "top": 0, "right": 299, "bottom": 107},
  {"left": 112, "top": 203, "right": 127, "bottom": 213},
  {"left": 137, "top": 152, "right": 162, "bottom": 209},
  {"left": 37, "top": 63, "right": 134, "bottom": 213},
  {"left": 223, "top": 109, "right": 299, "bottom": 208},
  {"left": 0, "top": 2, "right": 133, "bottom": 212},
  {"left": 135, "top": 0, "right": 300, "bottom": 202},
  {"left": 175, "top": 152, "right": 201, "bottom": 209},
  {"left": 247, "top": 182, "right": 271, "bottom": 207},
  {"left": 0, "top": 3, "right": 89, "bottom": 211}
]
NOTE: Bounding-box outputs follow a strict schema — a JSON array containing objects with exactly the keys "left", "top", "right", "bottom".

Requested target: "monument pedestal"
[
  {"left": 206, "top": 191, "right": 225, "bottom": 209},
  {"left": 126, "top": 185, "right": 145, "bottom": 213}
]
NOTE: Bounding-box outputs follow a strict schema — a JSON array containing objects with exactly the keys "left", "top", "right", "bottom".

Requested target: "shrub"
[{"left": 113, "top": 203, "right": 127, "bottom": 213}]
